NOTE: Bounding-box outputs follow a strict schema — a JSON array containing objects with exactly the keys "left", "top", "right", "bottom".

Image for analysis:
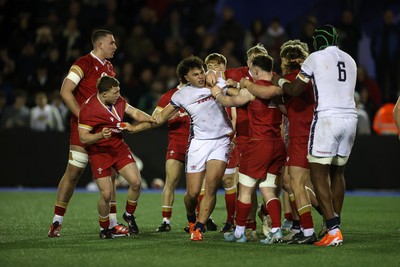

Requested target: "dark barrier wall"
[{"left": 0, "top": 130, "right": 399, "bottom": 189}]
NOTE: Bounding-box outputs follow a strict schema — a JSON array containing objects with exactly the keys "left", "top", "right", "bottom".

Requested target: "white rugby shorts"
[{"left": 186, "top": 136, "right": 230, "bottom": 173}]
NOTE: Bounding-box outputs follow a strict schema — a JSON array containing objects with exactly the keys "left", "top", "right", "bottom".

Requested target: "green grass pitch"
[{"left": 0, "top": 190, "right": 399, "bottom": 267}]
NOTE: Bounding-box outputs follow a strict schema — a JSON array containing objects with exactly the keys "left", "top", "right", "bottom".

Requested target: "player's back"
[{"left": 302, "top": 46, "right": 357, "bottom": 118}]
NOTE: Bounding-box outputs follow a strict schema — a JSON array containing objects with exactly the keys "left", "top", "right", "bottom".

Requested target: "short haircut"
[
  {"left": 176, "top": 55, "right": 204, "bottom": 84},
  {"left": 97, "top": 75, "right": 119, "bottom": 93},
  {"left": 92, "top": 29, "right": 113, "bottom": 46},
  {"left": 252, "top": 55, "right": 273, "bottom": 72},
  {"left": 246, "top": 43, "right": 268, "bottom": 59},
  {"left": 205, "top": 53, "right": 227, "bottom": 66}
]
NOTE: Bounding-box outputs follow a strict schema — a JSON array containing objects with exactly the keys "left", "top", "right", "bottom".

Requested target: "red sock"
[
  {"left": 284, "top": 212, "right": 293, "bottom": 221},
  {"left": 267, "top": 198, "right": 281, "bottom": 228},
  {"left": 99, "top": 215, "right": 110, "bottom": 229},
  {"left": 125, "top": 200, "right": 137, "bottom": 215},
  {"left": 225, "top": 187, "right": 237, "bottom": 224},
  {"left": 298, "top": 205, "right": 314, "bottom": 230},
  {"left": 162, "top": 206, "right": 172, "bottom": 219},
  {"left": 110, "top": 201, "right": 117, "bottom": 214},
  {"left": 54, "top": 201, "right": 68, "bottom": 216},
  {"left": 235, "top": 200, "right": 252, "bottom": 227}
]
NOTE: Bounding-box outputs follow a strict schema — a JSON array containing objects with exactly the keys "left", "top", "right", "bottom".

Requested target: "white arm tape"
[{"left": 66, "top": 71, "right": 81, "bottom": 85}]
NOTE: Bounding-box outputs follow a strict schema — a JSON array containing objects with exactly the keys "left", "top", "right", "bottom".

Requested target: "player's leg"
[
  {"left": 259, "top": 174, "right": 283, "bottom": 245},
  {"left": 96, "top": 176, "right": 114, "bottom": 239},
  {"left": 220, "top": 168, "right": 238, "bottom": 232},
  {"left": 330, "top": 164, "right": 346, "bottom": 223},
  {"left": 157, "top": 159, "right": 184, "bottom": 232},
  {"left": 48, "top": 146, "right": 87, "bottom": 238},
  {"left": 195, "top": 160, "right": 226, "bottom": 231},
  {"left": 185, "top": 171, "right": 204, "bottom": 238},
  {"left": 288, "top": 165, "right": 316, "bottom": 244},
  {"left": 119, "top": 162, "right": 142, "bottom": 234},
  {"left": 224, "top": 173, "right": 256, "bottom": 243}
]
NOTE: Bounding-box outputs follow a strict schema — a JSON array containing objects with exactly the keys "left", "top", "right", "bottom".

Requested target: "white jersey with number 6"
[{"left": 300, "top": 46, "right": 357, "bottom": 118}]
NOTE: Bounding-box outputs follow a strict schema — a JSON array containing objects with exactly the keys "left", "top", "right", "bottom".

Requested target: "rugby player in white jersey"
[
  {"left": 154, "top": 55, "right": 233, "bottom": 241},
  {"left": 272, "top": 25, "right": 358, "bottom": 246}
]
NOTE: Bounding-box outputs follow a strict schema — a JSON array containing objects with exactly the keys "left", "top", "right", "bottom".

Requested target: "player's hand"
[
  {"left": 240, "top": 78, "right": 251, "bottom": 89},
  {"left": 226, "top": 78, "right": 240, "bottom": 89},
  {"left": 206, "top": 71, "right": 217, "bottom": 87},
  {"left": 211, "top": 85, "right": 222, "bottom": 98},
  {"left": 271, "top": 74, "right": 281, "bottom": 86},
  {"left": 102, "top": 127, "right": 112, "bottom": 139}
]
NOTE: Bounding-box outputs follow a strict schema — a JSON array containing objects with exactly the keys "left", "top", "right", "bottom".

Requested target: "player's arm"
[
  {"left": 211, "top": 85, "right": 253, "bottom": 107},
  {"left": 393, "top": 96, "right": 400, "bottom": 139},
  {"left": 125, "top": 104, "right": 155, "bottom": 123},
  {"left": 154, "top": 104, "right": 179, "bottom": 124},
  {"left": 241, "top": 78, "right": 283, "bottom": 99},
  {"left": 60, "top": 78, "right": 80, "bottom": 117},
  {"left": 78, "top": 126, "right": 111, "bottom": 145},
  {"left": 272, "top": 73, "right": 307, "bottom": 96}
]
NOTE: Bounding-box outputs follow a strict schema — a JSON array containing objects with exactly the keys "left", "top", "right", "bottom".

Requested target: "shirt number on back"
[{"left": 337, "top": 61, "right": 346, "bottom": 81}]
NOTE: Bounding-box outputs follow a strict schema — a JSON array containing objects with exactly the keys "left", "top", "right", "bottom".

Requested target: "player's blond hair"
[
  {"left": 246, "top": 43, "right": 268, "bottom": 59},
  {"left": 204, "top": 53, "right": 227, "bottom": 65},
  {"left": 280, "top": 39, "right": 309, "bottom": 74}
]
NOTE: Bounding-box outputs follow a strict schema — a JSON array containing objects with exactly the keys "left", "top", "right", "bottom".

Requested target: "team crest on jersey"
[
  {"left": 95, "top": 66, "right": 98, "bottom": 71},
  {"left": 97, "top": 168, "right": 103, "bottom": 175},
  {"left": 110, "top": 117, "right": 114, "bottom": 122}
]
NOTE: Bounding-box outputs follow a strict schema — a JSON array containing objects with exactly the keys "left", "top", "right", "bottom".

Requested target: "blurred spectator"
[
  {"left": 16, "top": 42, "right": 38, "bottom": 89},
  {"left": 124, "top": 24, "right": 154, "bottom": 64},
  {"left": 354, "top": 91, "right": 371, "bottom": 135},
  {"left": 35, "top": 25, "right": 55, "bottom": 61},
  {"left": 49, "top": 90, "right": 69, "bottom": 130},
  {"left": 60, "top": 18, "right": 82, "bottom": 63},
  {"left": 298, "top": 16, "right": 318, "bottom": 53},
  {"left": 130, "top": 67, "right": 154, "bottom": 107},
  {"left": 30, "top": 91, "right": 64, "bottom": 132},
  {"left": 0, "top": 73, "right": 14, "bottom": 104},
  {"left": 373, "top": 102, "right": 399, "bottom": 135},
  {"left": 244, "top": 18, "right": 267, "bottom": 52},
  {"left": 1, "top": 90, "right": 30, "bottom": 130},
  {"left": 356, "top": 65, "right": 382, "bottom": 120},
  {"left": 0, "top": 91, "right": 7, "bottom": 122},
  {"left": 337, "top": 9, "right": 362, "bottom": 64},
  {"left": 119, "top": 61, "right": 138, "bottom": 98},
  {"left": 371, "top": 9, "right": 400, "bottom": 103},
  {"left": 0, "top": 45, "right": 16, "bottom": 78},
  {"left": 26, "top": 62, "right": 59, "bottom": 106},
  {"left": 137, "top": 79, "right": 165, "bottom": 115},
  {"left": 216, "top": 6, "right": 245, "bottom": 60},
  {"left": 9, "top": 13, "right": 35, "bottom": 56},
  {"left": 264, "top": 17, "right": 289, "bottom": 73}
]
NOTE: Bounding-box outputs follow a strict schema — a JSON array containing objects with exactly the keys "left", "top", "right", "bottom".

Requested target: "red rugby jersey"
[
  {"left": 283, "top": 70, "right": 314, "bottom": 138},
  {"left": 157, "top": 87, "right": 190, "bottom": 142},
  {"left": 247, "top": 80, "right": 282, "bottom": 140}
]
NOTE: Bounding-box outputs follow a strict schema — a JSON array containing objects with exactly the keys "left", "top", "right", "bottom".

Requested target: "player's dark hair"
[
  {"left": 92, "top": 29, "right": 113, "bottom": 46},
  {"left": 176, "top": 55, "right": 205, "bottom": 84},
  {"left": 252, "top": 55, "right": 273, "bottom": 72},
  {"left": 312, "top": 24, "right": 339, "bottom": 51},
  {"left": 97, "top": 75, "right": 119, "bottom": 93}
]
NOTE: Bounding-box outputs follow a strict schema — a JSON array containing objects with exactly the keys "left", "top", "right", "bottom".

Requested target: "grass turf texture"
[{"left": 0, "top": 190, "right": 399, "bottom": 267}]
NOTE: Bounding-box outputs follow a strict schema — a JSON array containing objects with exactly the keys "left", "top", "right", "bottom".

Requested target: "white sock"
[
  {"left": 235, "top": 225, "right": 245, "bottom": 238},
  {"left": 303, "top": 228, "right": 314, "bottom": 237},
  {"left": 53, "top": 215, "right": 63, "bottom": 224},
  {"left": 163, "top": 218, "right": 171, "bottom": 224},
  {"left": 109, "top": 213, "right": 117, "bottom": 228}
]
